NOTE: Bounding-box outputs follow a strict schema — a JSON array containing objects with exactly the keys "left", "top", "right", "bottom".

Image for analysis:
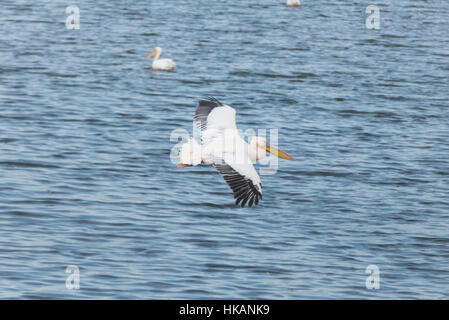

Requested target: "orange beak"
[
  {"left": 266, "top": 142, "right": 296, "bottom": 161},
  {"left": 145, "top": 50, "right": 158, "bottom": 59}
]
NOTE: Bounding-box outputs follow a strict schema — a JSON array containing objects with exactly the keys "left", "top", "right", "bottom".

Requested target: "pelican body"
[
  {"left": 287, "top": 0, "right": 301, "bottom": 7},
  {"left": 178, "top": 97, "right": 295, "bottom": 208},
  {"left": 145, "top": 47, "right": 176, "bottom": 71}
]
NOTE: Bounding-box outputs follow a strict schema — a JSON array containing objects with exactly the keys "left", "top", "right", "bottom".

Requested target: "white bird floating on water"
[
  {"left": 177, "top": 97, "right": 296, "bottom": 208},
  {"left": 145, "top": 47, "right": 176, "bottom": 71},
  {"left": 286, "top": 0, "right": 301, "bottom": 7}
]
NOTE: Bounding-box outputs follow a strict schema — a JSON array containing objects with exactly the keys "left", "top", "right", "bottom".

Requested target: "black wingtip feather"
[
  {"left": 248, "top": 195, "right": 254, "bottom": 208},
  {"left": 198, "top": 96, "right": 223, "bottom": 108},
  {"left": 213, "top": 160, "right": 263, "bottom": 208},
  {"left": 240, "top": 196, "right": 250, "bottom": 208}
]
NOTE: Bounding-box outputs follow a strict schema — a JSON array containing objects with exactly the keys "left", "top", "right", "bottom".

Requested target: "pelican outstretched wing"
[
  {"left": 195, "top": 97, "right": 262, "bottom": 207},
  {"left": 213, "top": 155, "right": 262, "bottom": 208},
  {"left": 194, "top": 97, "right": 237, "bottom": 145}
]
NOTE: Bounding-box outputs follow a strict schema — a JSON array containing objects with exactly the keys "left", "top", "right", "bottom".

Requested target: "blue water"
[{"left": 0, "top": 0, "right": 448, "bottom": 299}]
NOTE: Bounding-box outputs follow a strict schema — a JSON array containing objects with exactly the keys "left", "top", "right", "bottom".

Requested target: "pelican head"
[
  {"left": 250, "top": 136, "right": 296, "bottom": 161},
  {"left": 145, "top": 47, "right": 162, "bottom": 59}
]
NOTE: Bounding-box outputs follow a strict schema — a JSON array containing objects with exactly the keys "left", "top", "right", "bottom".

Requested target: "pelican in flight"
[
  {"left": 145, "top": 47, "right": 176, "bottom": 71},
  {"left": 177, "top": 97, "right": 296, "bottom": 207},
  {"left": 286, "top": 0, "right": 301, "bottom": 7}
]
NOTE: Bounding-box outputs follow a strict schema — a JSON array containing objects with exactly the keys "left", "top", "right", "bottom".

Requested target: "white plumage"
[
  {"left": 179, "top": 138, "right": 202, "bottom": 166},
  {"left": 177, "top": 98, "right": 296, "bottom": 207},
  {"left": 145, "top": 47, "right": 176, "bottom": 71},
  {"left": 286, "top": 0, "right": 301, "bottom": 7}
]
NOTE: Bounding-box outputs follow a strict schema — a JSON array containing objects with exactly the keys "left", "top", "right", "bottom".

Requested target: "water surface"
[{"left": 0, "top": 0, "right": 448, "bottom": 299}]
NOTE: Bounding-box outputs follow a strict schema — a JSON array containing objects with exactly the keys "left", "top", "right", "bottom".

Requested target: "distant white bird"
[
  {"left": 286, "top": 0, "right": 301, "bottom": 7},
  {"left": 177, "top": 97, "right": 296, "bottom": 207},
  {"left": 145, "top": 47, "right": 176, "bottom": 71}
]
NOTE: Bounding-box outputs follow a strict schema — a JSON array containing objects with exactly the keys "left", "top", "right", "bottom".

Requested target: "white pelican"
[
  {"left": 145, "top": 47, "right": 176, "bottom": 71},
  {"left": 286, "top": 0, "right": 301, "bottom": 7},
  {"left": 177, "top": 97, "right": 296, "bottom": 207}
]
